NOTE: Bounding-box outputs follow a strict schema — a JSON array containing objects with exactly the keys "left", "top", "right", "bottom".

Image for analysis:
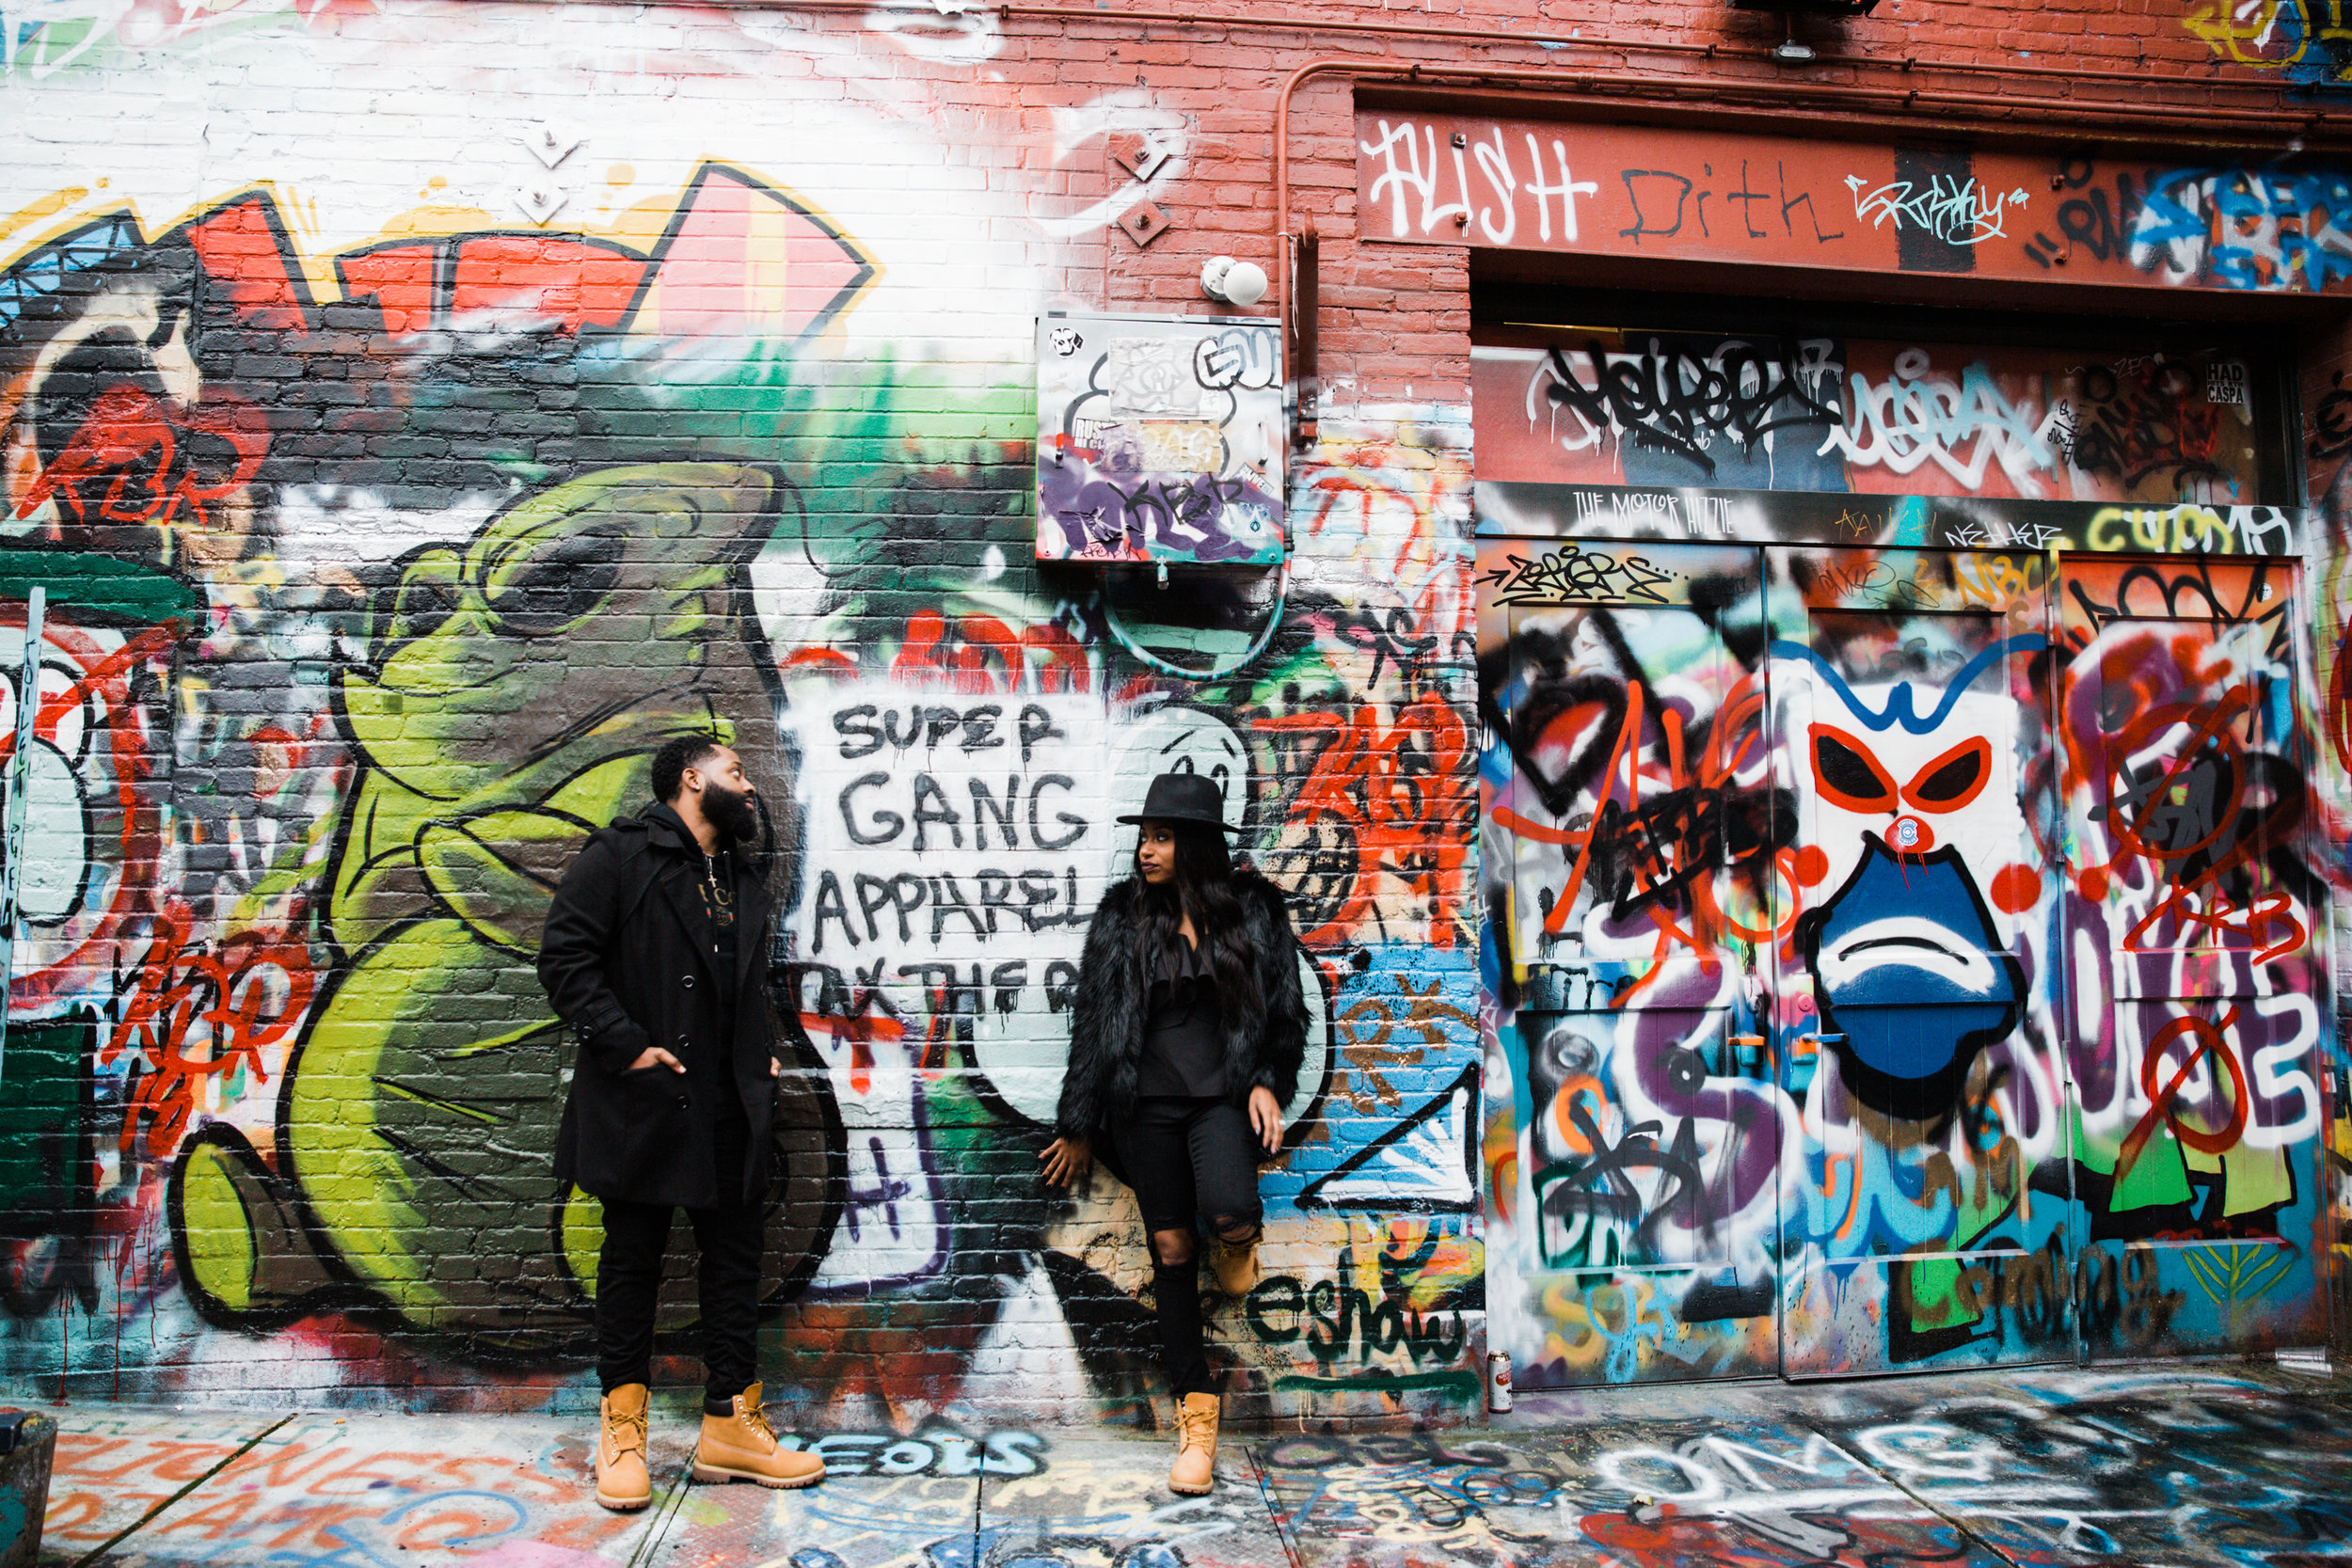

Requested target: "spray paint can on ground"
[{"left": 1486, "top": 1351, "right": 1513, "bottom": 1413}]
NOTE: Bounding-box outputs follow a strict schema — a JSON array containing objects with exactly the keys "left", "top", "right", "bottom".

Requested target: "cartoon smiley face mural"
[{"left": 1773, "top": 628, "right": 2046, "bottom": 1122}]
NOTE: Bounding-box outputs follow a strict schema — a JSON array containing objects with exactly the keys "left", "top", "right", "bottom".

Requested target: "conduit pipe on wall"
[
  {"left": 1269, "top": 55, "right": 2352, "bottom": 403},
  {"left": 1293, "top": 217, "right": 1319, "bottom": 448}
]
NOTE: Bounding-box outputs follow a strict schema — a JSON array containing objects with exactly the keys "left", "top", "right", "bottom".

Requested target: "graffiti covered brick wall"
[
  {"left": 7, "top": 0, "right": 2348, "bottom": 1426},
  {"left": 2182, "top": 0, "right": 2352, "bottom": 88},
  {"left": 1475, "top": 334, "right": 2276, "bottom": 504},
  {"left": 1363, "top": 112, "right": 2352, "bottom": 299},
  {"left": 0, "top": 0, "right": 1484, "bottom": 1422}
]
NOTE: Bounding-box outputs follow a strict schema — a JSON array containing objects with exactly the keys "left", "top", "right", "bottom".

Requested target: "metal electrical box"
[{"left": 1036, "top": 310, "right": 1285, "bottom": 565}]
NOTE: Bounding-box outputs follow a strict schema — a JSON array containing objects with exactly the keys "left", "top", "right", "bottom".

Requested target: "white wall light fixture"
[{"left": 1200, "top": 256, "right": 1268, "bottom": 307}]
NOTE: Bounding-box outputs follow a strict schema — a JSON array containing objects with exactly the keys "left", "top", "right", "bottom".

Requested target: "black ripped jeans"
[
  {"left": 596, "top": 1117, "right": 764, "bottom": 1411},
  {"left": 1112, "top": 1096, "right": 1263, "bottom": 1399}
]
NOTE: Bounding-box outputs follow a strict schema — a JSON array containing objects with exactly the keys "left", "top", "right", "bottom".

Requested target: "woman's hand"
[
  {"left": 1248, "top": 1085, "right": 1284, "bottom": 1153},
  {"left": 1040, "top": 1137, "right": 1092, "bottom": 1188},
  {"left": 627, "top": 1045, "right": 685, "bottom": 1073}
]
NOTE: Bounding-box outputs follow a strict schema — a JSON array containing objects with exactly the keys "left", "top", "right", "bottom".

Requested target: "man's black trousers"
[{"left": 595, "top": 1121, "right": 762, "bottom": 1406}]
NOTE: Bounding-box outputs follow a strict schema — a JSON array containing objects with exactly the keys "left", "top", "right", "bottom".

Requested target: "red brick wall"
[{"left": 1014, "top": 0, "right": 2339, "bottom": 411}]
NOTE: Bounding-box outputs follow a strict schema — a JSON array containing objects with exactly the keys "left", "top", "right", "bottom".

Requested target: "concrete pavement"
[{"left": 21, "top": 1362, "right": 2351, "bottom": 1567}]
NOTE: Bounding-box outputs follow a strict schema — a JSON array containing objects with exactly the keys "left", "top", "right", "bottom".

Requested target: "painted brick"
[{"left": 0, "top": 0, "right": 2345, "bottom": 1434}]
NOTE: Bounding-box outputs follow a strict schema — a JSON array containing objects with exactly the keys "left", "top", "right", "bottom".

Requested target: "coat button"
[
  {"left": 682, "top": 975, "right": 695, "bottom": 990},
  {"left": 677, "top": 1036, "right": 690, "bottom": 1049}
]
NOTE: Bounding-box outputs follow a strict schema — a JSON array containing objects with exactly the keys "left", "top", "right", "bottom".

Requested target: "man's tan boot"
[
  {"left": 692, "top": 1382, "right": 825, "bottom": 1488},
  {"left": 596, "top": 1384, "right": 653, "bottom": 1512},
  {"left": 1168, "top": 1390, "right": 1219, "bottom": 1495}
]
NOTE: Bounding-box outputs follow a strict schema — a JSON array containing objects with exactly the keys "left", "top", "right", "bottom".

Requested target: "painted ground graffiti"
[
  {"left": 1257, "top": 1370, "right": 2352, "bottom": 1568},
  {"left": 34, "top": 1366, "right": 2352, "bottom": 1564}
]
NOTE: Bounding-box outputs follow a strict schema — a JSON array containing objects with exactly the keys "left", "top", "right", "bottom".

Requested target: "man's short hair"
[{"left": 651, "top": 736, "right": 726, "bottom": 804}]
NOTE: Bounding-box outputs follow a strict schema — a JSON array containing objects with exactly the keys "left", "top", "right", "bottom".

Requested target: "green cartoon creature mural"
[{"left": 168, "top": 462, "right": 842, "bottom": 1352}]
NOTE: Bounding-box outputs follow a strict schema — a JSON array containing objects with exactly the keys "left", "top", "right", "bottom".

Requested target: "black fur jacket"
[{"left": 1054, "top": 870, "right": 1310, "bottom": 1155}]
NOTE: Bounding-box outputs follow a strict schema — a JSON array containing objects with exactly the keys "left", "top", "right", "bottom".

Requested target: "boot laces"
[
  {"left": 604, "top": 1403, "right": 647, "bottom": 1460},
  {"left": 740, "top": 1396, "right": 779, "bottom": 1445},
  {"left": 1178, "top": 1402, "right": 1217, "bottom": 1452}
]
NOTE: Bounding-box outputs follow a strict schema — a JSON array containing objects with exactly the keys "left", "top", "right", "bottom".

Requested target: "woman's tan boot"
[
  {"left": 1168, "top": 1390, "right": 1219, "bottom": 1495},
  {"left": 693, "top": 1382, "right": 825, "bottom": 1488},
  {"left": 596, "top": 1384, "right": 653, "bottom": 1512},
  {"left": 1210, "top": 1234, "right": 1262, "bottom": 1297}
]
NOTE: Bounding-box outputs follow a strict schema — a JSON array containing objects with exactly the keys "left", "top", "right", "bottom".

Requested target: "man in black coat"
[{"left": 539, "top": 735, "right": 824, "bottom": 1510}]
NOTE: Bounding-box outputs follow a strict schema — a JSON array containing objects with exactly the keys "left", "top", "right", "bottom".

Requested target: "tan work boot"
[
  {"left": 1168, "top": 1390, "right": 1219, "bottom": 1495},
  {"left": 692, "top": 1382, "right": 825, "bottom": 1489},
  {"left": 1209, "top": 1233, "right": 1262, "bottom": 1297},
  {"left": 596, "top": 1384, "right": 652, "bottom": 1512}
]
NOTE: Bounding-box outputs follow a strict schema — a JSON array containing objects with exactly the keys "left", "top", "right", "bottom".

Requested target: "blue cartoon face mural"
[
  {"left": 1774, "top": 632, "right": 2045, "bottom": 1122},
  {"left": 1800, "top": 834, "right": 2025, "bottom": 1118}
]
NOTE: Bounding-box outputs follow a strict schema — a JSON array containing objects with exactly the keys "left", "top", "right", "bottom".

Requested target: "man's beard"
[{"left": 705, "top": 782, "right": 762, "bottom": 846}]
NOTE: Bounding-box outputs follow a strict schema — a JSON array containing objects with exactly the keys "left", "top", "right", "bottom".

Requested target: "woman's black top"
[{"left": 1136, "top": 935, "right": 1226, "bottom": 1098}]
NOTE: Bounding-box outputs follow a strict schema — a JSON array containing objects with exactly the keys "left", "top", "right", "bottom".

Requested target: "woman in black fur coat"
[{"left": 1041, "top": 771, "right": 1309, "bottom": 1496}]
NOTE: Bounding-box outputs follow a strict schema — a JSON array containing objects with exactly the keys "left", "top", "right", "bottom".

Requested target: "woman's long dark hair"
[{"left": 1135, "top": 820, "right": 1262, "bottom": 1026}]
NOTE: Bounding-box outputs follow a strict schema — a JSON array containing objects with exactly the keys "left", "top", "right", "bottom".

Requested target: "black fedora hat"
[{"left": 1117, "top": 771, "right": 1244, "bottom": 833}]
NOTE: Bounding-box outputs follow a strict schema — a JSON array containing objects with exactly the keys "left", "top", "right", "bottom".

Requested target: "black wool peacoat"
[
  {"left": 539, "top": 802, "right": 809, "bottom": 1209},
  {"left": 1053, "top": 869, "right": 1311, "bottom": 1164}
]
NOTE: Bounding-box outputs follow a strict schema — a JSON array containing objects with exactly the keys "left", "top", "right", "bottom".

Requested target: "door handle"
[
  {"left": 1785, "top": 1033, "right": 1841, "bottom": 1093},
  {"left": 1728, "top": 1033, "right": 1766, "bottom": 1077}
]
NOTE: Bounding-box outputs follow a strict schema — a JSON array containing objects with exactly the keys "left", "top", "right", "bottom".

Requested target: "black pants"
[
  {"left": 1112, "top": 1096, "right": 1263, "bottom": 1399},
  {"left": 596, "top": 1124, "right": 763, "bottom": 1406}
]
